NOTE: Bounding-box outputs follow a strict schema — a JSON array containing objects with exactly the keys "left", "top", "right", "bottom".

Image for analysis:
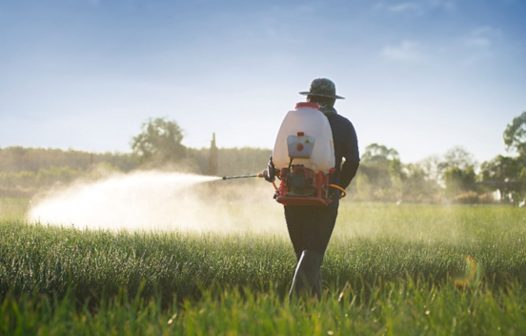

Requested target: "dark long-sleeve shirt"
[{"left": 322, "top": 106, "right": 360, "bottom": 190}]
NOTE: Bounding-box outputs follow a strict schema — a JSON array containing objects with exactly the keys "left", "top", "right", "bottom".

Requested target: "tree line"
[
  {"left": 1, "top": 112, "right": 525, "bottom": 204},
  {"left": 354, "top": 112, "right": 526, "bottom": 204}
]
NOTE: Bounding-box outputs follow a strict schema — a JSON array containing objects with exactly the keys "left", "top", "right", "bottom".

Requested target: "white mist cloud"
[{"left": 28, "top": 171, "right": 285, "bottom": 235}]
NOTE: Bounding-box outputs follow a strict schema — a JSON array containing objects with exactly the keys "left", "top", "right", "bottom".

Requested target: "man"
[{"left": 264, "top": 78, "right": 360, "bottom": 297}]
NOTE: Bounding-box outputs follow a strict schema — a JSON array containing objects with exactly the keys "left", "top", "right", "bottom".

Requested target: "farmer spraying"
[{"left": 263, "top": 78, "right": 360, "bottom": 297}]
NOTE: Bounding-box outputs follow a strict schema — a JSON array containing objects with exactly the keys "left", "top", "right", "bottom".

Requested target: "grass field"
[{"left": 1, "top": 198, "right": 525, "bottom": 335}]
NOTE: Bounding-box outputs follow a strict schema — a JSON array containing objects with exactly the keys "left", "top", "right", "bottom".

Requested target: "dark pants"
[{"left": 284, "top": 205, "right": 338, "bottom": 260}]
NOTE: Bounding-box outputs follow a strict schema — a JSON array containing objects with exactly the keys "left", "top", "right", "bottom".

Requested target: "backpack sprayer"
[
  {"left": 221, "top": 168, "right": 346, "bottom": 206},
  {"left": 222, "top": 102, "right": 346, "bottom": 206}
]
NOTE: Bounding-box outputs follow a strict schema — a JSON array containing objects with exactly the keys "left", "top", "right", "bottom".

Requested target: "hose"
[{"left": 328, "top": 184, "right": 346, "bottom": 199}]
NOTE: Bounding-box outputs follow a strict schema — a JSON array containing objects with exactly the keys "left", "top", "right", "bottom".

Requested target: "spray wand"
[
  {"left": 222, "top": 172, "right": 279, "bottom": 192},
  {"left": 222, "top": 173, "right": 264, "bottom": 180}
]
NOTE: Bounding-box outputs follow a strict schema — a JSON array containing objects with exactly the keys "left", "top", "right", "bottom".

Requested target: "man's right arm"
[{"left": 339, "top": 120, "right": 360, "bottom": 189}]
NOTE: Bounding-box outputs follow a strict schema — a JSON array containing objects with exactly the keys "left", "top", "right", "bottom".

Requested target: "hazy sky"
[{"left": 1, "top": 0, "right": 525, "bottom": 163}]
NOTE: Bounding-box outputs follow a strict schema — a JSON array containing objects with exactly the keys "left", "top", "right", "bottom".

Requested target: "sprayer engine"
[
  {"left": 275, "top": 166, "right": 334, "bottom": 206},
  {"left": 284, "top": 165, "right": 316, "bottom": 196}
]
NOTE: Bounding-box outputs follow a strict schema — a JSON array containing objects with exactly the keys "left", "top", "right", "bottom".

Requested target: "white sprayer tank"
[{"left": 272, "top": 102, "right": 335, "bottom": 173}]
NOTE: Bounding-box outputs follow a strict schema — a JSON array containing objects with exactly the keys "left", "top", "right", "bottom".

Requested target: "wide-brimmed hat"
[{"left": 299, "top": 78, "right": 345, "bottom": 99}]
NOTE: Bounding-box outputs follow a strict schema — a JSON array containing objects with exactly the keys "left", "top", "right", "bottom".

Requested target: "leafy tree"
[
  {"left": 439, "top": 146, "right": 476, "bottom": 172},
  {"left": 437, "top": 146, "right": 478, "bottom": 196},
  {"left": 477, "top": 112, "right": 526, "bottom": 203},
  {"left": 418, "top": 155, "right": 441, "bottom": 183},
  {"left": 504, "top": 111, "right": 526, "bottom": 157},
  {"left": 400, "top": 163, "right": 441, "bottom": 203},
  {"left": 443, "top": 166, "right": 477, "bottom": 197},
  {"left": 481, "top": 155, "right": 526, "bottom": 203},
  {"left": 357, "top": 143, "right": 403, "bottom": 201},
  {"left": 361, "top": 143, "right": 400, "bottom": 163},
  {"left": 131, "top": 118, "right": 186, "bottom": 164}
]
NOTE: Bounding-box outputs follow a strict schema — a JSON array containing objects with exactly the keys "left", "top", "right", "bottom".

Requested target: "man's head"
[{"left": 299, "top": 78, "right": 344, "bottom": 107}]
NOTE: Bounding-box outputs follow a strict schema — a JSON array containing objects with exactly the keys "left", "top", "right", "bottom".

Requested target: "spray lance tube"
[
  {"left": 222, "top": 172, "right": 280, "bottom": 191},
  {"left": 222, "top": 173, "right": 263, "bottom": 180}
]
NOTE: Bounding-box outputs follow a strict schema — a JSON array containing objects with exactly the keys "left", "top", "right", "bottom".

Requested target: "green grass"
[
  {"left": 2, "top": 279, "right": 525, "bottom": 335},
  {"left": 1, "top": 202, "right": 526, "bottom": 335},
  {"left": 0, "top": 197, "right": 29, "bottom": 221}
]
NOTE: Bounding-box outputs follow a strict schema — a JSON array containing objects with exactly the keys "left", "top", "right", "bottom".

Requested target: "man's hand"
[{"left": 263, "top": 158, "right": 276, "bottom": 182}]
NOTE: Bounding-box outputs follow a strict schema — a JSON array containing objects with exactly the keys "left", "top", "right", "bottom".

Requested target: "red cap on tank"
[{"left": 295, "top": 102, "right": 320, "bottom": 109}]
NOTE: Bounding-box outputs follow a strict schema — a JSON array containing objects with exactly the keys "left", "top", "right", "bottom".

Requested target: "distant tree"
[
  {"left": 439, "top": 146, "right": 476, "bottom": 171},
  {"left": 361, "top": 143, "right": 400, "bottom": 163},
  {"left": 477, "top": 112, "right": 526, "bottom": 203},
  {"left": 361, "top": 143, "right": 403, "bottom": 179},
  {"left": 480, "top": 155, "right": 525, "bottom": 203},
  {"left": 131, "top": 117, "right": 186, "bottom": 164},
  {"left": 437, "top": 147, "right": 478, "bottom": 197},
  {"left": 418, "top": 155, "right": 442, "bottom": 185},
  {"left": 208, "top": 133, "right": 218, "bottom": 176},
  {"left": 0, "top": 147, "right": 137, "bottom": 172},
  {"left": 357, "top": 143, "right": 403, "bottom": 201},
  {"left": 443, "top": 166, "right": 477, "bottom": 197},
  {"left": 400, "top": 163, "right": 441, "bottom": 203},
  {"left": 504, "top": 111, "right": 526, "bottom": 157}
]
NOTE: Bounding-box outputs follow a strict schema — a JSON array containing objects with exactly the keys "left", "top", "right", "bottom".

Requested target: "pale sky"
[{"left": 1, "top": 0, "right": 525, "bottom": 163}]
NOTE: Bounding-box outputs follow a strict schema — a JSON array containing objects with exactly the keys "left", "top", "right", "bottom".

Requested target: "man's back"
[{"left": 325, "top": 112, "right": 360, "bottom": 191}]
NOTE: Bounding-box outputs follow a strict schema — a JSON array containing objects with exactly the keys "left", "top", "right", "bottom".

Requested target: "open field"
[
  {"left": 0, "top": 197, "right": 29, "bottom": 222},
  {"left": 1, "top": 199, "right": 526, "bottom": 334}
]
